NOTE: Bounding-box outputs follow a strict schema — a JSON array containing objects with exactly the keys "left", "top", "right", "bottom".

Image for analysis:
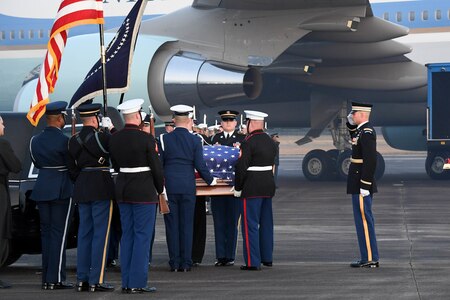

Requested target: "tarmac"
[{"left": 2, "top": 153, "right": 450, "bottom": 300}]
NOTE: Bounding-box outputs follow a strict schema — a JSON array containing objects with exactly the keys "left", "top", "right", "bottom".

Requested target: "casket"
[{"left": 195, "top": 145, "right": 238, "bottom": 196}]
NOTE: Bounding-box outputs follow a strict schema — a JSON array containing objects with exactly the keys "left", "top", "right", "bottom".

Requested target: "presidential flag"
[
  {"left": 203, "top": 145, "right": 240, "bottom": 184},
  {"left": 69, "top": 0, "right": 147, "bottom": 108},
  {"left": 27, "top": 0, "right": 104, "bottom": 126}
]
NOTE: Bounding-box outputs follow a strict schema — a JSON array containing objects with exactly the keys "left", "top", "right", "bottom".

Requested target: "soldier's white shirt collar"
[{"left": 357, "top": 121, "right": 369, "bottom": 129}]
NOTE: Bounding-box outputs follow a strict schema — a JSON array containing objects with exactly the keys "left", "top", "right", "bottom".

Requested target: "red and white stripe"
[{"left": 27, "top": 0, "right": 103, "bottom": 126}]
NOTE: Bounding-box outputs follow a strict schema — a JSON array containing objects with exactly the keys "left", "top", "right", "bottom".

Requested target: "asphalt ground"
[{"left": 2, "top": 153, "right": 450, "bottom": 300}]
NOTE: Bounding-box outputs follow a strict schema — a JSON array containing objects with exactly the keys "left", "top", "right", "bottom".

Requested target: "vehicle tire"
[
  {"left": 302, "top": 149, "right": 332, "bottom": 181},
  {"left": 426, "top": 152, "right": 450, "bottom": 180},
  {"left": 336, "top": 150, "right": 352, "bottom": 181},
  {"left": 375, "top": 152, "right": 385, "bottom": 181}
]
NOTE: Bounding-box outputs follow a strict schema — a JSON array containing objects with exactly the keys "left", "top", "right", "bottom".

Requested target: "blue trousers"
[
  {"left": 37, "top": 198, "right": 73, "bottom": 284},
  {"left": 164, "top": 194, "right": 196, "bottom": 269},
  {"left": 119, "top": 203, "right": 156, "bottom": 289},
  {"left": 149, "top": 206, "right": 157, "bottom": 264},
  {"left": 352, "top": 194, "right": 379, "bottom": 262},
  {"left": 77, "top": 200, "right": 113, "bottom": 285},
  {"left": 240, "top": 197, "right": 274, "bottom": 267},
  {"left": 211, "top": 196, "right": 240, "bottom": 261}
]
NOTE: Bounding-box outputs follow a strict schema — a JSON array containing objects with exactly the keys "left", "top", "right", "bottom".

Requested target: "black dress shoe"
[
  {"left": 222, "top": 259, "right": 235, "bottom": 266},
  {"left": 89, "top": 283, "right": 114, "bottom": 292},
  {"left": 214, "top": 258, "right": 226, "bottom": 266},
  {"left": 178, "top": 268, "right": 191, "bottom": 272},
  {"left": 240, "top": 265, "right": 261, "bottom": 271},
  {"left": 262, "top": 262, "right": 273, "bottom": 267},
  {"left": 0, "top": 280, "right": 12, "bottom": 289},
  {"left": 170, "top": 268, "right": 178, "bottom": 272},
  {"left": 48, "top": 282, "right": 74, "bottom": 290},
  {"left": 76, "top": 281, "right": 89, "bottom": 292},
  {"left": 127, "top": 287, "right": 157, "bottom": 294},
  {"left": 350, "top": 260, "right": 379, "bottom": 268},
  {"left": 121, "top": 287, "right": 130, "bottom": 293},
  {"left": 41, "top": 283, "right": 48, "bottom": 290}
]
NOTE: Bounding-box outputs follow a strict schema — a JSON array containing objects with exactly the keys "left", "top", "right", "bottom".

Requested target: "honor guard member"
[
  {"left": 234, "top": 110, "right": 277, "bottom": 271},
  {"left": 109, "top": 99, "right": 164, "bottom": 293},
  {"left": 347, "top": 102, "right": 379, "bottom": 268},
  {"left": 0, "top": 114, "right": 22, "bottom": 289},
  {"left": 29, "top": 101, "right": 74, "bottom": 289},
  {"left": 164, "top": 121, "right": 175, "bottom": 133},
  {"left": 159, "top": 104, "right": 217, "bottom": 272},
  {"left": 210, "top": 110, "right": 245, "bottom": 267},
  {"left": 67, "top": 103, "right": 115, "bottom": 292}
]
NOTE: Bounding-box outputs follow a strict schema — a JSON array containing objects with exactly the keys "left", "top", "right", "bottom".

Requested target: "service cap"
[
  {"left": 46, "top": 101, "right": 68, "bottom": 115},
  {"left": 117, "top": 98, "right": 144, "bottom": 114},
  {"left": 244, "top": 110, "right": 268, "bottom": 121},
  {"left": 197, "top": 123, "right": 208, "bottom": 129},
  {"left": 218, "top": 110, "right": 239, "bottom": 121},
  {"left": 351, "top": 102, "right": 372, "bottom": 113},
  {"left": 77, "top": 103, "right": 102, "bottom": 117},
  {"left": 170, "top": 104, "right": 194, "bottom": 118}
]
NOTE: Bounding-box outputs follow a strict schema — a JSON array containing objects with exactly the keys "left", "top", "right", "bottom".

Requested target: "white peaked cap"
[
  {"left": 117, "top": 98, "right": 144, "bottom": 114},
  {"left": 198, "top": 123, "right": 208, "bottom": 129},
  {"left": 244, "top": 110, "right": 268, "bottom": 120},
  {"left": 170, "top": 104, "right": 194, "bottom": 119}
]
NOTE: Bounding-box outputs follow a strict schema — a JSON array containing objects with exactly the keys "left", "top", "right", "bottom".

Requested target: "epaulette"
[{"left": 363, "top": 128, "right": 374, "bottom": 134}]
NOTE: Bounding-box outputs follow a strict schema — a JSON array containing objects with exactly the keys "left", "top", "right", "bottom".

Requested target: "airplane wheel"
[
  {"left": 336, "top": 150, "right": 352, "bottom": 180},
  {"left": 426, "top": 152, "right": 450, "bottom": 180},
  {"left": 0, "top": 240, "right": 21, "bottom": 267},
  {"left": 302, "top": 149, "right": 332, "bottom": 181},
  {"left": 375, "top": 152, "right": 385, "bottom": 181}
]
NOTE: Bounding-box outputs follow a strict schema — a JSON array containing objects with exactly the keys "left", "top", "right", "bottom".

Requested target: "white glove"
[
  {"left": 209, "top": 177, "right": 219, "bottom": 186},
  {"left": 234, "top": 189, "right": 242, "bottom": 198},
  {"left": 360, "top": 188, "right": 370, "bottom": 197},
  {"left": 101, "top": 117, "right": 114, "bottom": 129},
  {"left": 347, "top": 113, "right": 355, "bottom": 125}
]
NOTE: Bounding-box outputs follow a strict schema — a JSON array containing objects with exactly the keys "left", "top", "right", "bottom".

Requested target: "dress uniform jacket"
[
  {"left": 109, "top": 124, "right": 164, "bottom": 202},
  {"left": 0, "top": 138, "right": 21, "bottom": 246},
  {"left": 211, "top": 130, "right": 245, "bottom": 147},
  {"left": 67, "top": 126, "right": 114, "bottom": 203},
  {"left": 346, "top": 122, "right": 377, "bottom": 195},
  {"left": 235, "top": 130, "right": 277, "bottom": 198},
  {"left": 159, "top": 127, "right": 213, "bottom": 194},
  {"left": 30, "top": 126, "right": 73, "bottom": 201}
]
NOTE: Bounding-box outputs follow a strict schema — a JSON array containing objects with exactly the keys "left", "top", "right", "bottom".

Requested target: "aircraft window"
[
  {"left": 38, "top": 29, "right": 44, "bottom": 39},
  {"left": 396, "top": 12, "right": 402, "bottom": 22},
  {"left": 409, "top": 11, "right": 415, "bottom": 22},
  {"left": 29, "top": 30, "right": 34, "bottom": 39},
  {"left": 383, "top": 12, "right": 389, "bottom": 20},
  {"left": 19, "top": 30, "right": 24, "bottom": 39},
  {"left": 436, "top": 10, "right": 442, "bottom": 20},
  {"left": 0, "top": 31, "right": 5, "bottom": 40},
  {"left": 10, "top": 31, "right": 15, "bottom": 40},
  {"left": 422, "top": 10, "right": 429, "bottom": 21}
]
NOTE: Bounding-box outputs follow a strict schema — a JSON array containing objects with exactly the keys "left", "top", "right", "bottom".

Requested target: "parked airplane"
[{"left": 2, "top": 0, "right": 450, "bottom": 181}]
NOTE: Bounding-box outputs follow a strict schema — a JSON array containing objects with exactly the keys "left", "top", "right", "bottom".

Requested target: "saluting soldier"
[
  {"left": 67, "top": 103, "right": 115, "bottom": 292},
  {"left": 29, "top": 101, "right": 74, "bottom": 289},
  {"left": 210, "top": 110, "right": 245, "bottom": 267},
  {"left": 234, "top": 110, "right": 277, "bottom": 271},
  {"left": 346, "top": 102, "right": 379, "bottom": 268},
  {"left": 109, "top": 99, "right": 164, "bottom": 293},
  {"left": 159, "top": 105, "right": 217, "bottom": 272}
]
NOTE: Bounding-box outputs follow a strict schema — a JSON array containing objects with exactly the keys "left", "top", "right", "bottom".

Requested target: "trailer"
[{"left": 426, "top": 63, "right": 450, "bottom": 179}]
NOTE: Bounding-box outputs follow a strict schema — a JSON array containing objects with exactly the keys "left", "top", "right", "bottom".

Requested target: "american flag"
[
  {"left": 203, "top": 145, "right": 240, "bottom": 184},
  {"left": 27, "top": 0, "right": 104, "bottom": 126}
]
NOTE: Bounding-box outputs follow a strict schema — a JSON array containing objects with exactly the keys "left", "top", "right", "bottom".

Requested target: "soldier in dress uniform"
[
  {"left": 346, "top": 102, "right": 379, "bottom": 268},
  {"left": 234, "top": 110, "right": 277, "bottom": 271},
  {"left": 158, "top": 104, "right": 217, "bottom": 272},
  {"left": 164, "top": 121, "right": 175, "bottom": 133},
  {"left": 29, "top": 101, "right": 74, "bottom": 289},
  {"left": 67, "top": 103, "right": 115, "bottom": 292},
  {"left": 0, "top": 114, "right": 22, "bottom": 289},
  {"left": 109, "top": 99, "right": 164, "bottom": 293},
  {"left": 210, "top": 110, "right": 245, "bottom": 267}
]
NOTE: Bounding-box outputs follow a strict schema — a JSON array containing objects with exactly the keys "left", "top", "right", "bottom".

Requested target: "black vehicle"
[{"left": 1, "top": 107, "right": 123, "bottom": 267}]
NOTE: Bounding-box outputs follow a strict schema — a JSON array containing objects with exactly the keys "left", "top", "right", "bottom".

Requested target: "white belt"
[
  {"left": 120, "top": 167, "right": 151, "bottom": 173},
  {"left": 247, "top": 166, "right": 272, "bottom": 171}
]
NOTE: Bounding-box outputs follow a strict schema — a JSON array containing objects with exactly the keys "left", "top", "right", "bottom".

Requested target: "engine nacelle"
[{"left": 148, "top": 47, "right": 262, "bottom": 120}]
